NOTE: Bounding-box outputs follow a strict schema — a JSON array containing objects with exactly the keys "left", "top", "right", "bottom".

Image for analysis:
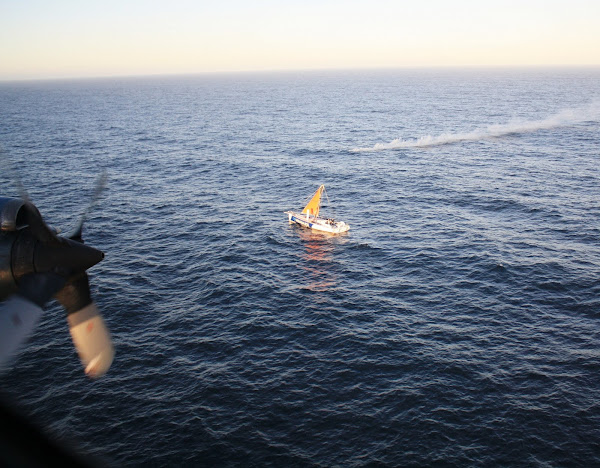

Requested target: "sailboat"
[{"left": 285, "top": 185, "right": 350, "bottom": 234}]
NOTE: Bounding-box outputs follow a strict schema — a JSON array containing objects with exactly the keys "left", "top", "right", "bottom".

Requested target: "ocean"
[{"left": 1, "top": 68, "right": 599, "bottom": 466}]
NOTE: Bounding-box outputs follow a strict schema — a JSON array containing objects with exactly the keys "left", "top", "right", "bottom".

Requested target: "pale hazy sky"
[{"left": 1, "top": 0, "right": 599, "bottom": 80}]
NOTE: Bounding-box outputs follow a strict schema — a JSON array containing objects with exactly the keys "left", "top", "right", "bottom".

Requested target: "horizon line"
[{"left": 2, "top": 64, "right": 600, "bottom": 84}]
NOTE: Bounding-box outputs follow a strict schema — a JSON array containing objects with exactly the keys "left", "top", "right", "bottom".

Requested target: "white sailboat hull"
[{"left": 285, "top": 211, "right": 350, "bottom": 234}]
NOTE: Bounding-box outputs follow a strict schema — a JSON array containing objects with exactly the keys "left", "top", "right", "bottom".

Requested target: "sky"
[{"left": 1, "top": 0, "right": 599, "bottom": 80}]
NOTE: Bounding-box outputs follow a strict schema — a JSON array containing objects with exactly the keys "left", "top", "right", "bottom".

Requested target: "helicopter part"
[
  {"left": 0, "top": 273, "right": 66, "bottom": 368},
  {"left": 70, "top": 170, "right": 107, "bottom": 242},
  {"left": 0, "top": 173, "right": 114, "bottom": 378},
  {"left": 56, "top": 274, "right": 114, "bottom": 378}
]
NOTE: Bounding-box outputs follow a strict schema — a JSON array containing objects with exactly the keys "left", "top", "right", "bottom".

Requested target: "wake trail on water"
[{"left": 351, "top": 101, "right": 600, "bottom": 152}]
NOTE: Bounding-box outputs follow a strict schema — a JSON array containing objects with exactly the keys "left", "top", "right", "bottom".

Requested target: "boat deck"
[{"left": 285, "top": 211, "right": 349, "bottom": 234}]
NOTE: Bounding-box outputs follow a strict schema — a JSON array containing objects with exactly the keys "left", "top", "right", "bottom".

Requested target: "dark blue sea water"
[{"left": 1, "top": 68, "right": 600, "bottom": 466}]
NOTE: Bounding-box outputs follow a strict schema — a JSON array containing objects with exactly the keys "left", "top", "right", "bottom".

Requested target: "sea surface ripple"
[{"left": 1, "top": 68, "right": 600, "bottom": 466}]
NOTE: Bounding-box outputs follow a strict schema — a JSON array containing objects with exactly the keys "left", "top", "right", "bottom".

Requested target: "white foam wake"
[{"left": 351, "top": 102, "right": 600, "bottom": 152}]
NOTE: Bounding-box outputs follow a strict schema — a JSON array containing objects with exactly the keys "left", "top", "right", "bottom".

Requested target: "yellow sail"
[{"left": 302, "top": 185, "right": 324, "bottom": 218}]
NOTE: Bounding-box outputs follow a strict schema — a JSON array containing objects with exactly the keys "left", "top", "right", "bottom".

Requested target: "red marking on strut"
[{"left": 86, "top": 322, "right": 94, "bottom": 334}]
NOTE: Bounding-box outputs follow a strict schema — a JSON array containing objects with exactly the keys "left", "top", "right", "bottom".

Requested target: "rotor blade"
[
  {"left": 70, "top": 170, "right": 107, "bottom": 242},
  {"left": 67, "top": 302, "right": 114, "bottom": 378},
  {"left": 0, "top": 296, "right": 43, "bottom": 369},
  {"left": 0, "top": 273, "right": 68, "bottom": 368},
  {"left": 55, "top": 274, "right": 114, "bottom": 378},
  {"left": 14, "top": 173, "right": 30, "bottom": 204},
  {"left": 0, "top": 147, "right": 31, "bottom": 203}
]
